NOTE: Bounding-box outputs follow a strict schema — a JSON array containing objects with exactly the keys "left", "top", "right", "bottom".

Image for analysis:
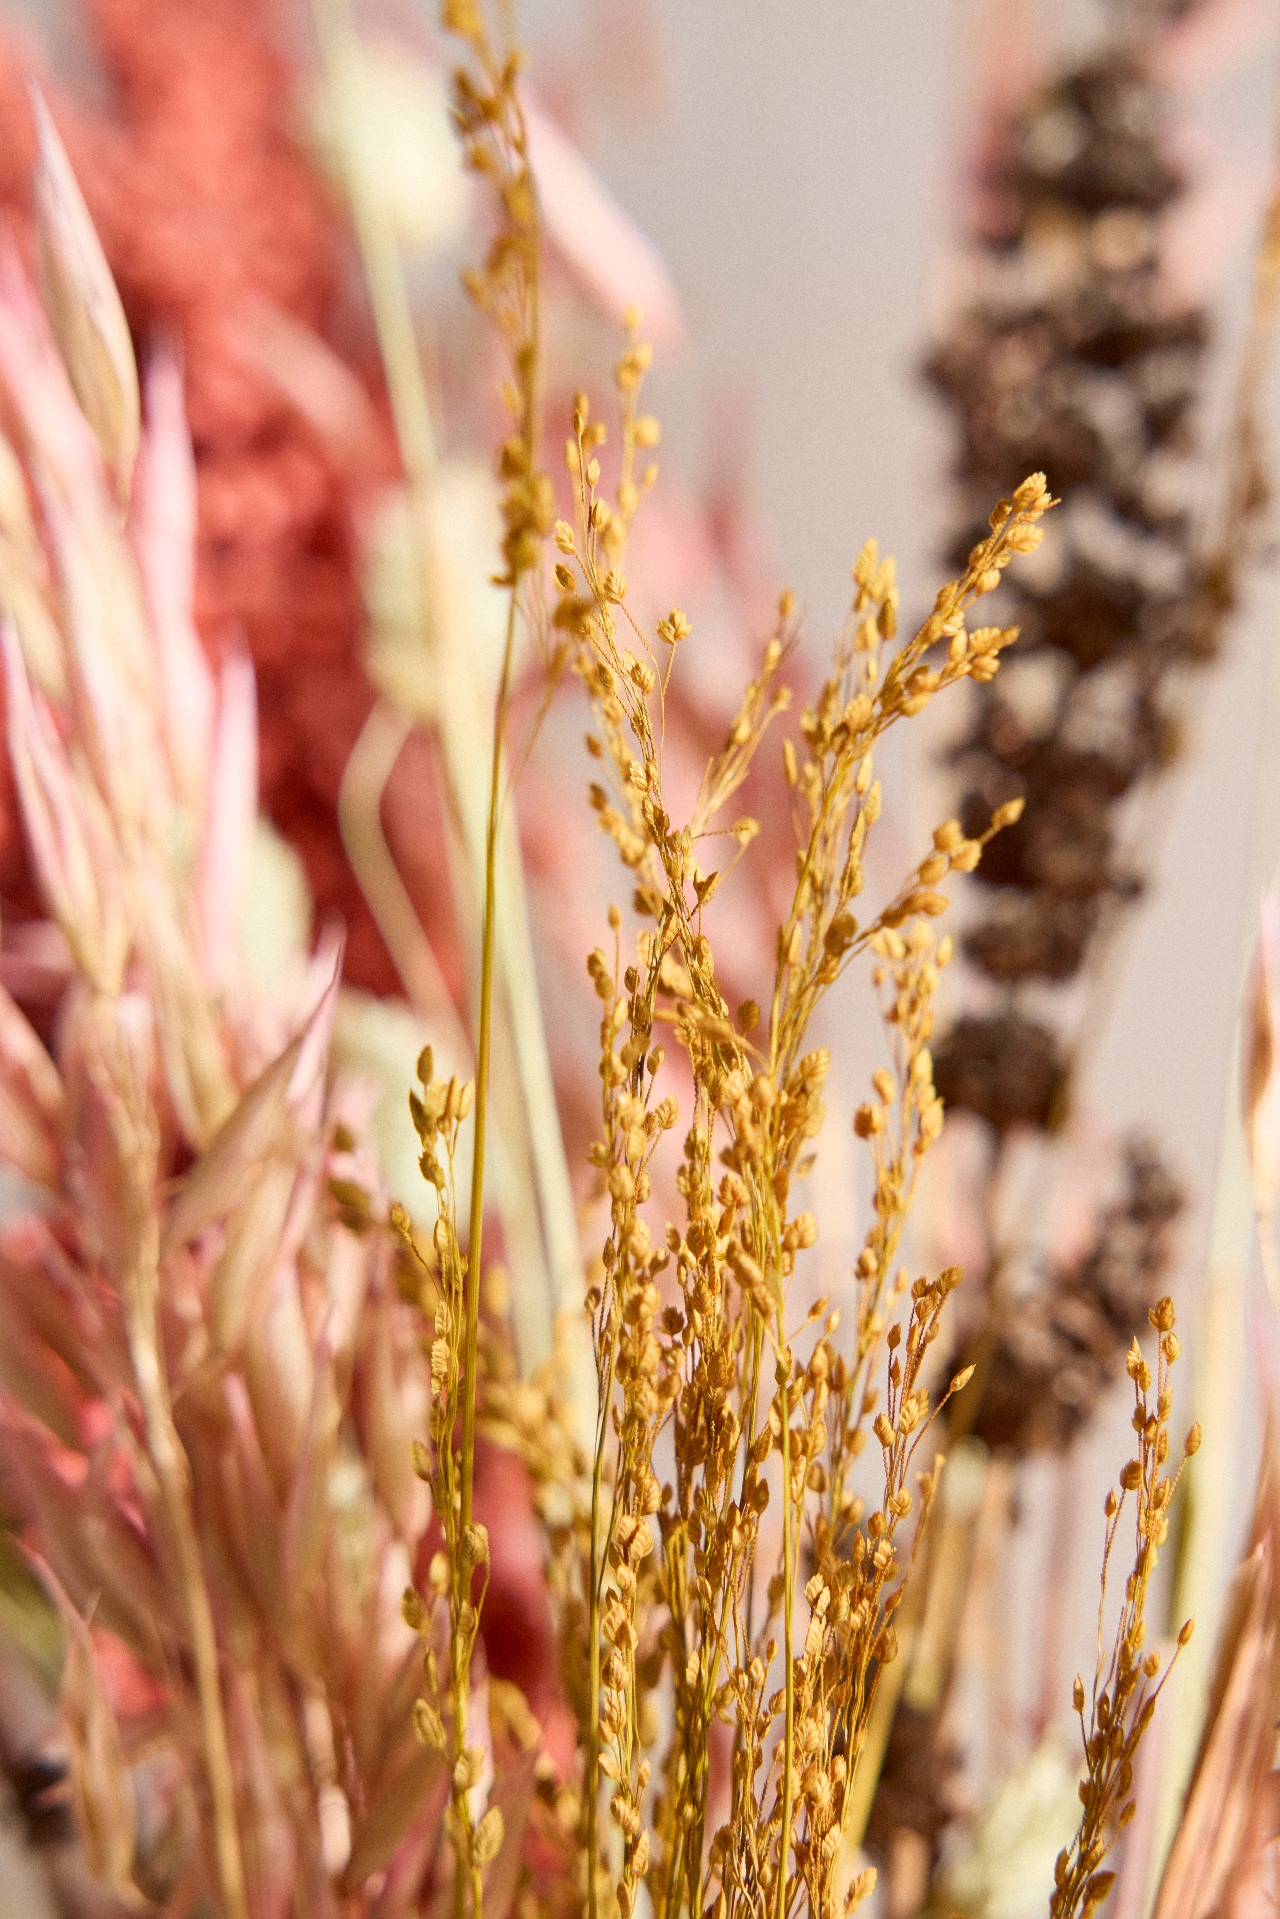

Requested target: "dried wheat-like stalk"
[
  {"left": 1050, "top": 1298, "right": 1197, "bottom": 1919},
  {"left": 395, "top": 12, "right": 559, "bottom": 1918}
]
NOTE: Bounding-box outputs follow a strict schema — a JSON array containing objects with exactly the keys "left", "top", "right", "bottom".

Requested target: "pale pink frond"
[
  {"left": 242, "top": 1267, "right": 316, "bottom": 1496},
  {"left": 218, "top": 1373, "right": 289, "bottom": 1638},
  {"left": 214, "top": 943, "right": 350, "bottom": 1360},
  {"left": 2, "top": 1414, "right": 166, "bottom": 1661},
  {"left": 50, "top": 484, "right": 169, "bottom": 827},
  {"left": 358, "top": 1287, "right": 430, "bottom": 1543},
  {"left": 197, "top": 650, "right": 258, "bottom": 993},
  {"left": 325, "top": 1215, "right": 372, "bottom": 1364},
  {"left": 160, "top": 1032, "right": 304, "bottom": 1259},
  {"left": 225, "top": 1669, "right": 298, "bottom": 1919},
  {"left": 130, "top": 351, "right": 215, "bottom": 816},
  {"left": 207, "top": 1162, "right": 298, "bottom": 1357},
  {"left": 0, "top": 977, "right": 63, "bottom": 1121},
  {"left": 29, "top": 85, "right": 139, "bottom": 506},
  {"left": 0, "top": 1056, "right": 59, "bottom": 1191},
  {"left": 0, "top": 249, "right": 161, "bottom": 816},
  {"left": 31, "top": 1555, "right": 138, "bottom": 1892},
  {"left": 343, "top": 1744, "right": 448, "bottom": 1901},
  {"left": 523, "top": 93, "right": 684, "bottom": 350},
  {"left": 0, "top": 243, "right": 103, "bottom": 508},
  {"left": 2, "top": 619, "right": 128, "bottom": 993},
  {"left": 288, "top": 925, "right": 345, "bottom": 1122},
  {"left": 281, "top": 1334, "right": 343, "bottom": 1626},
  {"left": 0, "top": 1217, "right": 127, "bottom": 1405},
  {"left": 0, "top": 1273, "right": 87, "bottom": 1446}
]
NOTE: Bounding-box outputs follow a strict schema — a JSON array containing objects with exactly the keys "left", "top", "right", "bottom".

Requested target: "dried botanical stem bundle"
[
  {"left": 393, "top": 19, "right": 1058, "bottom": 1919},
  {"left": 1051, "top": 1299, "right": 1197, "bottom": 1919},
  {"left": 0, "top": 12, "right": 1224, "bottom": 1919},
  {"left": 554, "top": 389, "right": 1046, "bottom": 1919}
]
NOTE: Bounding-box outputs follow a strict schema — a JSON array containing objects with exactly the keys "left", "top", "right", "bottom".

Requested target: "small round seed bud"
[{"left": 989, "top": 797, "right": 1024, "bottom": 831}]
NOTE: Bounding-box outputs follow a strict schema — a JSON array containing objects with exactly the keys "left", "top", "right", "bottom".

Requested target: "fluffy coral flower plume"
[{"left": 1242, "top": 878, "right": 1280, "bottom": 1234}]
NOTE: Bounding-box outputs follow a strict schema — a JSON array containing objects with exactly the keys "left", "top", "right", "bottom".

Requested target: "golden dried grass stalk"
[
  {"left": 397, "top": 11, "right": 555, "bottom": 1918},
  {"left": 404, "top": 15, "right": 1057, "bottom": 1919},
  {"left": 548, "top": 344, "right": 1049, "bottom": 1919},
  {"left": 1051, "top": 1300, "right": 1197, "bottom": 1919}
]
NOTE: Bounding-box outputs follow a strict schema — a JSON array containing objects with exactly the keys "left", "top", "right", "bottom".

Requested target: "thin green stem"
[
  {"left": 461, "top": 595, "right": 517, "bottom": 1540},
  {"left": 450, "top": 599, "right": 516, "bottom": 1919}
]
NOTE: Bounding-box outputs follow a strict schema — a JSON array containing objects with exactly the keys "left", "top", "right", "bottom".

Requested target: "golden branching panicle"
[
  {"left": 396, "top": 1050, "right": 489, "bottom": 1864},
  {"left": 1050, "top": 1298, "right": 1197, "bottom": 1919},
  {"left": 402, "top": 17, "right": 1055, "bottom": 1917},
  {"left": 547, "top": 321, "right": 1054, "bottom": 1919}
]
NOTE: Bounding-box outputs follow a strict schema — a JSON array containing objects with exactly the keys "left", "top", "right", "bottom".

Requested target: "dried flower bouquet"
[{"left": 0, "top": 8, "right": 1206, "bottom": 1919}]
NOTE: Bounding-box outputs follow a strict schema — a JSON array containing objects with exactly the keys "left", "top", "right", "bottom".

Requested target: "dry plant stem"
[
  {"left": 104, "top": 1022, "right": 248, "bottom": 1919},
  {"left": 338, "top": 697, "right": 475, "bottom": 1042},
  {"left": 461, "top": 599, "right": 518, "bottom": 1546},
  {"left": 1051, "top": 1300, "right": 1198, "bottom": 1919},
  {"left": 436, "top": 14, "right": 549, "bottom": 1917},
  {"left": 449, "top": 606, "right": 516, "bottom": 1919},
  {"left": 321, "top": 0, "right": 579, "bottom": 1384},
  {"left": 311, "top": 0, "right": 438, "bottom": 486}
]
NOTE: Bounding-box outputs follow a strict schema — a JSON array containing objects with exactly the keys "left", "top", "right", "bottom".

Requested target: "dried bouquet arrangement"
[{"left": 0, "top": 3, "right": 1266, "bottom": 1919}]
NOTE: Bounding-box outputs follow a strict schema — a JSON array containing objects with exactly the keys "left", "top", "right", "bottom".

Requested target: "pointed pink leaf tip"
[{"left": 29, "top": 83, "right": 139, "bottom": 507}]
